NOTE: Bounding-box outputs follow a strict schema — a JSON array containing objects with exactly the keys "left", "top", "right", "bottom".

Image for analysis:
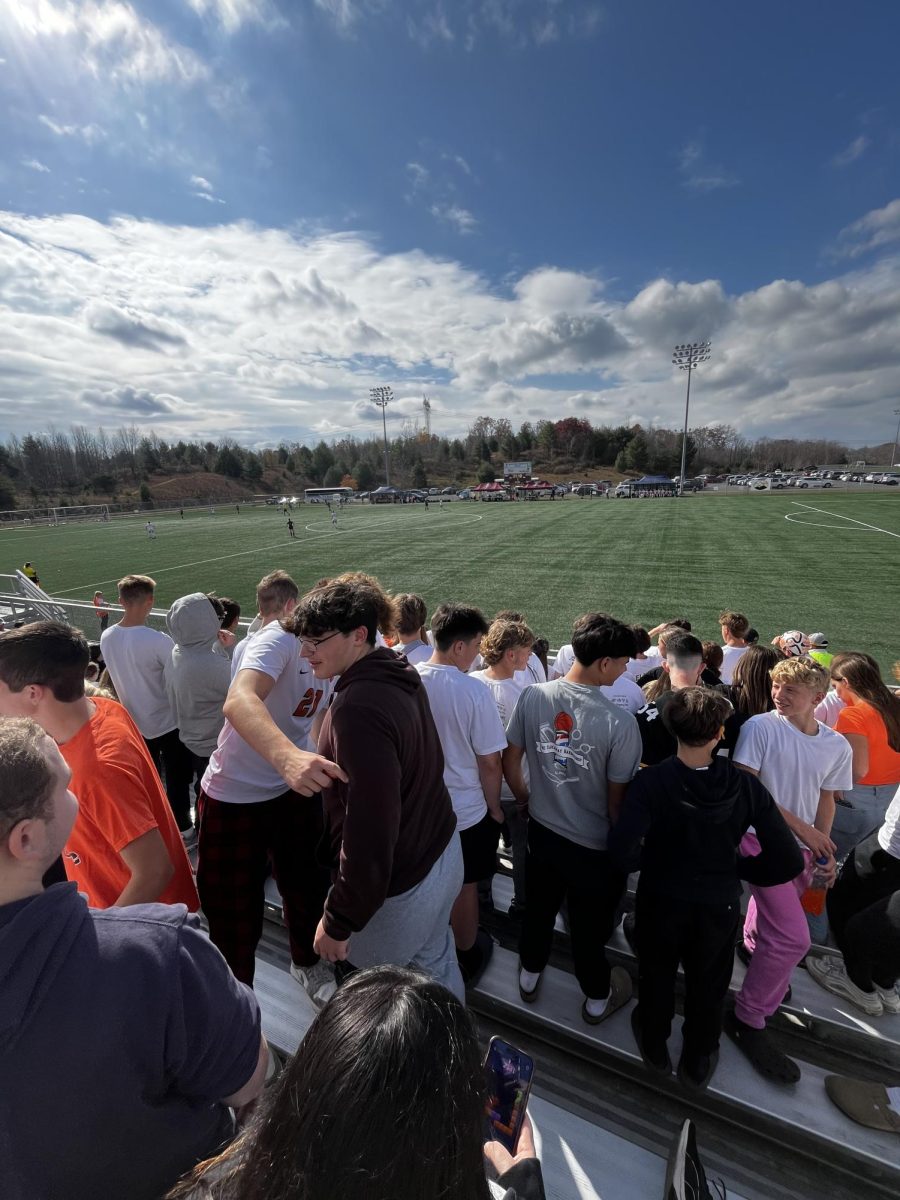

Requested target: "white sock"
[
  {"left": 584, "top": 994, "right": 609, "bottom": 1019},
  {"left": 519, "top": 968, "right": 541, "bottom": 993}
]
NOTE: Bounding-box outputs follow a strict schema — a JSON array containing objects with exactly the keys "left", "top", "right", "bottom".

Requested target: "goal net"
[{"left": 50, "top": 504, "right": 111, "bottom": 525}]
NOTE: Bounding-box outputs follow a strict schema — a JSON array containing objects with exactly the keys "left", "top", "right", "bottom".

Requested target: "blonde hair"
[
  {"left": 479, "top": 620, "right": 533, "bottom": 667},
  {"left": 770, "top": 657, "right": 829, "bottom": 693},
  {"left": 117, "top": 574, "right": 155, "bottom": 604}
]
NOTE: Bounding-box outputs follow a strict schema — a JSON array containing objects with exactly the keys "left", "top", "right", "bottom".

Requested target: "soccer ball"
[{"left": 780, "top": 630, "right": 808, "bottom": 658}]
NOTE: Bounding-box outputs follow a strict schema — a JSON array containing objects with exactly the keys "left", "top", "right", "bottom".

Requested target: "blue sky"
[{"left": 1, "top": 0, "right": 900, "bottom": 449}]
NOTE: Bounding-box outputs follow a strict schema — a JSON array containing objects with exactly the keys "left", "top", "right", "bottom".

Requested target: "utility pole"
[
  {"left": 891, "top": 407, "right": 900, "bottom": 468},
  {"left": 672, "top": 342, "right": 711, "bottom": 495},
  {"left": 370, "top": 386, "right": 394, "bottom": 485}
]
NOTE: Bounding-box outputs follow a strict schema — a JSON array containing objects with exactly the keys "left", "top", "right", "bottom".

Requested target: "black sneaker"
[
  {"left": 723, "top": 1011, "right": 800, "bottom": 1084},
  {"left": 677, "top": 1047, "right": 719, "bottom": 1092},
  {"left": 630, "top": 1005, "right": 672, "bottom": 1074},
  {"left": 665, "top": 1119, "right": 726, "bottom": 1200},
  {"left": 457, "top": 928, "right": 494, "bottom": 987}
]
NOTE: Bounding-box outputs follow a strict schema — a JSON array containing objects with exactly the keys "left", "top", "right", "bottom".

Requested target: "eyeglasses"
[{"left": 299, "top": 631, "right": 343, "bottom": 652}]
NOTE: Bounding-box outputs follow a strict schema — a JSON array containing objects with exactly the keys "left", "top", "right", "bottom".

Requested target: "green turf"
[{"left": 4, "top": 491, "right": 898, "bottom": 671}]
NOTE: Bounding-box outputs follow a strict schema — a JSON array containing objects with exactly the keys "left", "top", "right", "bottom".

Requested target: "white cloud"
[
  {"left": 38, "top": 114, "right": 106, "bottom": 143},
  {"left": 430, "top": 203, "right": 478, "bottom": 234},
  {"left": 185, "top": 0, "right": 286, "bottom": 34},
  {"left": 677, "top": 140, "right": 739, "bottom": 192},
  {"left": 832, "top": 134, "right": 870, "bottom": 168},
  {"left": 21, "top": 158, "right": 51, "bottom": 173},
  {"left": 832, "top": 197, "right": 900, "bottom": 259},
  {"left": 190, "top": 174, "right": 214, "bottom": 191},
  {"left": 0, "top": 208, "right": 899, "bottom": 447}
]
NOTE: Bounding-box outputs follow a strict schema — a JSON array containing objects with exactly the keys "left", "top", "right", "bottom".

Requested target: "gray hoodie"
[{"left": 167, "top": 592, "right": 232, "bottom": 756}]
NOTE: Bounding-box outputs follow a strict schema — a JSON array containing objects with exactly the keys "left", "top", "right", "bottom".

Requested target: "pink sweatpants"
[{"left": 734, "top": 832, "right": 812, "bottom": 1029}]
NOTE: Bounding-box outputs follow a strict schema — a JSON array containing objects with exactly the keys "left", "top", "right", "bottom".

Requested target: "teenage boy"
[
  {"left": 635, "top": 632, "right": 706, "bottom": 765},
  {"left": 417, "top": 604, "right": 507, "bottom": 983},
  {"left": 198, "top": 570, "right": 345, "bottom": 998},
  {"left": 727, "top": 657, "right": 854, "bottom": 1083},
  {"left": 610, "top": 689, "right": 802, "bottom": 1090},
  {"left": 0, "top": 717, "right": 267, "bottom": 1200},
  {"left": 286, "top": 577, "right": 465, "bottom": 1001},
  {"left": 100, "top": 574, "right": 194, "bottom": 835},
  {"left": 504, "top": 613, "right": 641, "bottom": 1024},
  {"left": 719, "top": 611, "right": 752, "bottom": 684},
  {"left": 0, "top": 622, "right": 198, "bottom": 910}
]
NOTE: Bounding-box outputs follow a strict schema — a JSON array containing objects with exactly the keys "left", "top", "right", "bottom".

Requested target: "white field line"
[
  {"left": 790, "top": 501, "right": 900, "bottom": 540},
  {"left": 50, "top": 510, "right": 484, "bottom": 598}
]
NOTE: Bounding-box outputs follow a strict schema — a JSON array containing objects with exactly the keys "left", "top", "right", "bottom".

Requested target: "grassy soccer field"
[{"left": 3, "top": 491, "right": 899, "bottom": 672}]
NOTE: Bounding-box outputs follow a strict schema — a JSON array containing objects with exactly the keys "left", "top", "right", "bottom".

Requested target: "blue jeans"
[{"left": 832, "top": 784, "right": 898, "bottom": 862}]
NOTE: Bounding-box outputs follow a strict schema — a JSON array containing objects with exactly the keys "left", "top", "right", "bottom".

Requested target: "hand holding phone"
[{"left": 483, "top": 1036, "right": 535, "bottom": 1154}]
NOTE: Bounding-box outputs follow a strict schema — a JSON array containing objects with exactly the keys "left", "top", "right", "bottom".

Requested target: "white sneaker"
[
  {"left": 875, "top": 984, "right": 900, "bottom": 1015},
  {"left": 290, "top": 959, "right": 337, "bottom": 1009},
  {"left": 806, "top": 955, "right": 883, "bottom": 1016}
]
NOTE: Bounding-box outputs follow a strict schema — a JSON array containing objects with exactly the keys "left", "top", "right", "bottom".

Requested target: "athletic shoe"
[
  {"left": 290, "top": 959, "right": 337, "bottom": 1009},
  {"left": 806, "top": 955, "right": 884, "bottom": 1016},
  {"left": 457, "top": 928, "right": 495, "bottom": 988},
  {"left": 519, "top": 966, "right": 543, "bottom": 1003},
  {"left": 582, "top": 965, "right": 632, "bottom": 1026},
  {"left": 875, "top": 984, "right": 900, "bottom": 1015},
  {"left": 824, "top": 1075, "right": 900, "bottom": 1134},
  {"left": 677, "top": 1047, "right": 719, "bottom": 1092},
  {"left": 664, "top": 1119, "right": 726, "bottom": 1199},
  {"left": 723, "top": 1011, "right": 800, "bottom": 1084},
  {"left": 630, "top": 1004, "right": 672, "bottom": 1074}
]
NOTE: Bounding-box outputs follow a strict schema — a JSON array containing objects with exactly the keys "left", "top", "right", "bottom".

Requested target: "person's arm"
[
  {"left": 738, "top": 782, "right": 805, "bottom": 886},
  {"left": 311, "top": 704, "right": 328, "bottom": 750},
  {"left": 606, "top": 779, "right": 629, "bottom": 826},
  {"left": 484, "top": 1115, "right": 545, "bottom": 1200},
  {"left": 607, "top": 776, "right": 651, "bottom": 872},
  {"left": 736, "top": 775, "right": 837, "bottom": 862},
  {"left": 502, "top": 743, "right": 529, "bottom": 810},
  {"left": 115, "top": 828, "right": 175, "bottom": 906},
  {"left": 840, "top": 733, "right": 869, "bottom": 783},
  {"left": 478, "top": 751, "right": 504, "bottom": 822},
  {"left": 221, "top": 1035, "right": 269, "bottom": 1108},
  {"left": 224, "top": 668, "right": 347, "bottom": 795}
]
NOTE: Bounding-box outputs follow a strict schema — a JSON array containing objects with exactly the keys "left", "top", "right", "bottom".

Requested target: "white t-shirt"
[
  {"left": 415, "top": 662, "right": 507, "bottom": 830},
  {"left": 626, "top": 648, "right": 660, "bottom": 679},
  {"left": 99, "top": 623, "right": 176, "bottom": 739},
  {"left": 720, "top": 644, "right": 749, "bottom": 685},
  {"left": 548, "top": 645, "right": 644, "bottom": 713},
  {"left": 814, "top": 689, "right": 846, "bottom": 729},
  {"left": 394, "top": 638, "right": 432, "bottom": 666},
  {"left": 733, "top": 710, "right": 854, "bottom": 827},
  {"left": 878, "top": 785, "right": 900, "bottom": 858},
  {"left": 201, "top": 623, "right": 333, "bottom": 804},
  {"left": 470, "top": 670, "right": 530, "bottom": 805},
  {"left": 470, "top": 651, "right": 546, "bottom": 687}
]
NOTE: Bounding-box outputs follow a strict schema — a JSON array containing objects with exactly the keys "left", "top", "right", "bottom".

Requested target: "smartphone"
[{"left": 483, "top": 1036, "right": 535, "bottom": 1153}]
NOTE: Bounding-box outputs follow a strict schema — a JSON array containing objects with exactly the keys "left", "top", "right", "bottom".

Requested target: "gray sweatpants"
[{"left": 346, "top": 833, "right": 466, "bottom": 1002}]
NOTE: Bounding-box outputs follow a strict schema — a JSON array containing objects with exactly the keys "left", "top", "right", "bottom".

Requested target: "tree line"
[{"left": 0, "top": 418, "right": 884, "bottom": 510}]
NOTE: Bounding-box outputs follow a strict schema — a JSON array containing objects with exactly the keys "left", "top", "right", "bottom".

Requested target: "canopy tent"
[{"left": 632, "top": 475, "right": 677, "bottom": 488}]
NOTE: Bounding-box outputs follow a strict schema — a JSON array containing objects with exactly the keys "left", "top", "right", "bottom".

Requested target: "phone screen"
[{"left": 484, "top": 1037, "right": 535, "bottom": 1153}]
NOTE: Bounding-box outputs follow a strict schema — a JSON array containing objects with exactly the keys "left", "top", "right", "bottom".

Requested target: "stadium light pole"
[
  {"left": 891, "top": 407, "right": 900, "bottom": 468},
  {"left": 672, "top": 341, "right": 711, "bottom": 495},
  {"left": 370, "top": 386, "right": 394, "bottom": 485}
]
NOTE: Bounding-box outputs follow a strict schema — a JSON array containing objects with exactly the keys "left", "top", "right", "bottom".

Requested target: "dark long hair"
[
  {"left": 730, "top": 645, "right": 781, "bottom": 718},
  {"left": 831, "top": 652, "right": 900, "bottom": 752},
  {"left": 170, "top": 967, "right": 490, "bottom": 1200}
]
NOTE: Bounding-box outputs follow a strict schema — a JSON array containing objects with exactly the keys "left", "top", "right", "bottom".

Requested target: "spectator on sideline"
[
  {"left": 723, "top": 644, "right": 781, "bottom": 754},
  {"left": 719, "top": 611, "right": 752, "bottom": 684},
  {"left": 808, "top": 632, "right": 833, "bottom": 670},
  {"left": 286, "top": 579, "right": 464, "bottom": 1000},
  {"left": 391, "top": 593, "right": 433, "bottom": 665},
  {"left": 167, "top": 594, "right": 232, "bottom": 792},
  {"left": 636, "top": 633, "right": 707, "bottom": 765},
  {"left": 100, "top": 574, "right": 194, "bottom": 837},
  {"left": 623, "top": 626, "right": 652, "bottom": 679},
  {"left": 634, "top": 625, "right": 685, "bottom": 687},
  {"left": 471, "top": 619, "right": 535, "bottom": 915},
  {"left": 213, "top": 595, "right": 242, "bottom": 660},
  {"left": 701, "top": 641, "right": 724, "bottom": 687},
  {"left": 504, "top": 613, "right": 640, "bottom": 1024},
  {"left": 493, "top": 610, "right": 547, "bottom": 685},
  {"left": 0, "top": 717, "right": 268, "bottom": 1200},
  {"left": 417, "top": 604, "right": 507, "bottom": 984},
  {"left": 550, "top": 640, "right": 646, "bottom": 713},
  {"left": 727, "top": 658, "right": 853, "bottom": 1084},
  {"left": 93, "top": 589, "right": 110, "bottom": 633},
  {"left": 807, "top": 784, "right": 900, "bottom": 1016},
  {"left": 829, "top": 652, "right": 900, "bottom": 860},
  {"left": 170, "top": 966, "right": 546, "bottom": 1200},
  {"left": 0, "top": 622, "right": 198, "bottom": 910},
  {"left": 21, "top": 562, "right": 39, "bottom": 585},
  {"left": 198, "top": 571, "right": 345, "bottom": 1001},
  {"left": 610, "top": 689, "right": 802, "bottom": 1090}
]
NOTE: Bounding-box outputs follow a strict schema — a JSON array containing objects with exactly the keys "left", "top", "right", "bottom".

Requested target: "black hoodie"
[
  {"left": 318, "top": 648, "right": 457, "bottom": 941},
  {"left": 608, "top": 756, "right": 804, "bottom": 903}
]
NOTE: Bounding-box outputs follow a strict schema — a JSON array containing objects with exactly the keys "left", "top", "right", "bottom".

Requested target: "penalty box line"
[{"left": 790, "top": 501, "right": 900, "bottom": 540}]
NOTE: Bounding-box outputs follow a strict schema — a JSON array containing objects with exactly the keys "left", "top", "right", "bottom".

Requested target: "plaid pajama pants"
[{"left": 197, "top": 788, "right": 329, "bottom": 986}]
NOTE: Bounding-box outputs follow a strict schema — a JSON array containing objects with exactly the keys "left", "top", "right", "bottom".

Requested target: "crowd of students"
[{"left": 0, "top": 570, "right": 898, "bottom": 1200}]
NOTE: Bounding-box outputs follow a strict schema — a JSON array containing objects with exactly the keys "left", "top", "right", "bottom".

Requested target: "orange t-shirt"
[
  {"left": 59, "top": 697, "right": 199, "bottom": 910},
  {"left": 835, "top": 699, "right": 900, "bottom": 786}
]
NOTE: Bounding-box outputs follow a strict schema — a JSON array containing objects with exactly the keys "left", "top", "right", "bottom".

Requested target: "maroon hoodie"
[{"left": 318, "top": 648, "right": 457, "bottom": 941}]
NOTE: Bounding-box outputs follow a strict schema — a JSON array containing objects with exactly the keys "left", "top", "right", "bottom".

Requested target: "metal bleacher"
[{"left": 255, "top": 857, "right": 900, "bottom": 1200}]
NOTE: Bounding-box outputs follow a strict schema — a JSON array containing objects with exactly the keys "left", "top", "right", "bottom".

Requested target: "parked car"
[
  {"left": 795, "top": 478, "right": 833, "bottom": 489},
  {"left": 879, "top": 473, "right": 900, "bottom": 486},
  {"left": 440, "top": 486, "right": 457, "bottom": 495},
  {"left": 458, "top": 488, "right": 472, "bottom": 499}
]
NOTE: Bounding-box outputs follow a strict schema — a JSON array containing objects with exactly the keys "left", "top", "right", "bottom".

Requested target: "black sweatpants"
[
  {"left": 635, "top": 889, "right": 740, "bottom": 1058},
  {"left": 143, "top": 728, "right": 193, "bottom": 831},
  {"left": 519, "top": 818, "right": 626, "bottom": 1000},
  {"left": 828, "top": 830, "right": 900, "bottom": 992}
]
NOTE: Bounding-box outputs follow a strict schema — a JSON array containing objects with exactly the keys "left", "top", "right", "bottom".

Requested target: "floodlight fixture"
[
  {"left": 672, "top": 341, "right": 712, "bottom": 494},
  {"left": 370, "top": 385, "right": 394, "bottom": 485}
]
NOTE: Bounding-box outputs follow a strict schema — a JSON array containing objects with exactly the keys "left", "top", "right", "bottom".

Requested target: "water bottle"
[{"left": 800, "top": 856, "right": 830, "bottom": 917}]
